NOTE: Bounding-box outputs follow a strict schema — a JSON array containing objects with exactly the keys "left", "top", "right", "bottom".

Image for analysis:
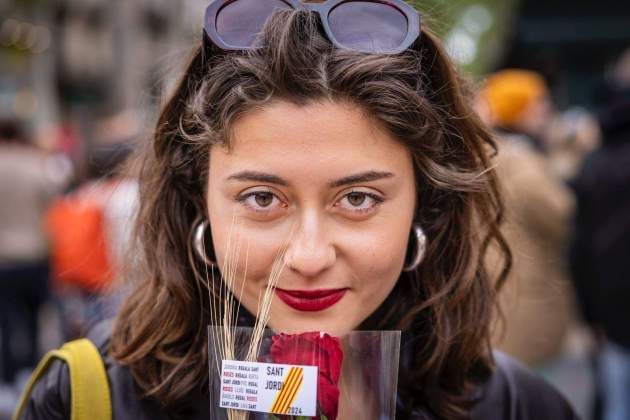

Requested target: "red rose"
[
  {"left": 317, "top": 373, "right": 340, "bottom": 420},
  {"left": 270, "top": 332, "right": 343, "bottom": 420}
]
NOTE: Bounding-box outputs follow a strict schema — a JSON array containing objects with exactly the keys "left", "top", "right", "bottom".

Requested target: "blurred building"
[
  {"left": 0, "top": 0, "right": 207, "bottom": 154},
  {"left": 499, "top": 0, "right": 630, "bottom": 108}
]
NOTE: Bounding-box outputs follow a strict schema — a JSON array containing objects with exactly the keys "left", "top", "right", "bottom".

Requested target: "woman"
[{"left": 17, "top": 1, "right": 578, "bottom": 419}]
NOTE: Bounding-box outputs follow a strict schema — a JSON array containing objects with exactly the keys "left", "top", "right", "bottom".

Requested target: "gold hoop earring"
[
  {"left": 403, "top": 224, "right": 427, "bottom": 272},
  {"left": 193, "top": 220, "right": 216, "bottom": 266}
]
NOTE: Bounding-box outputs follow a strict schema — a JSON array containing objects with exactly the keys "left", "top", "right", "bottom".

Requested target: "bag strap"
[{"left": 13, "top": 338, "right": 112, "bottom": 420}]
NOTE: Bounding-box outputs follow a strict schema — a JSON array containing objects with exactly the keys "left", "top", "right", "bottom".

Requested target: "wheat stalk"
[{"left": 205, "top": 216, "right": 293, "bottom": 419}]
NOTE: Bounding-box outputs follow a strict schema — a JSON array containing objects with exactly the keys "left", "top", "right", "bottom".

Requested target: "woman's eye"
[
  {"left": 337, "top": 191, "right": 384, "bottom": 213},
  {"left": 347, "top": 192, "right": 367, "bottom": 206},
  {"left": 253, "top": 192, "right": 274, "bottom": 207},
  {"left": 236, "top": 190, "right": 283, "bottom": 213}
]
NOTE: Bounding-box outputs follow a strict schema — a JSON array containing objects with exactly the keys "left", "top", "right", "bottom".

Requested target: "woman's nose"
[{"left": 283, "top": 215, "right": 336, "bottom": 279}]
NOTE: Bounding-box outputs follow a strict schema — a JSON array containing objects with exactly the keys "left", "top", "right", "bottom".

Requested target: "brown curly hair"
[{"left": 111, "top": 9, "right": 511, "bottom": 419}]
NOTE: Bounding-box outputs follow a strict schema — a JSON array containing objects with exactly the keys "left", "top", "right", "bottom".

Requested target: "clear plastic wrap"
[{"left": 209, "top": 326, "right": 401, "bottom": 420}]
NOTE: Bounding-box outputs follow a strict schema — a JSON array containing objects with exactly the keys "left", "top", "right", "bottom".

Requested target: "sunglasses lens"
[
  {"left": 329, "top": 1, "right": 408, "bottom": 52},
  {"left": 216, "top": 0, "right": 292, "bottom": 48}
]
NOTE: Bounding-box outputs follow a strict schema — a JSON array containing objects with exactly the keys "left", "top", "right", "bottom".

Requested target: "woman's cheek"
[
  {"left": 349, "top": 230, "right": 407, "bottom": 272},
  {"left": 236, "top": 232, "right": 287, "bottom": 281}
]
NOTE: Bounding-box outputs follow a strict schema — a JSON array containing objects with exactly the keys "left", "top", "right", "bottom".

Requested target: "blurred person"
[
  {"left": 46, "top": 111, "right": 138, "bottom": 337},
  {"left": 570, "top": 48, "right": 630, "bottom": 420},
  {"left": 546, "top": 108, "right": 602, "bottom": 181},
  {"left": 482, "top": 69, "right": 555, "bottom": 152},
  {"left": 52, "top": 110, "right": 83, "bottom": 163},
  {"left": 0, "top": 119, "right": 68, "bottom": 384},
  {"left": 481, "top": 70, "right": 576, "bottom": 370},
  {"left": 482, "top": 70, "right": 601, "bottom": 183}
]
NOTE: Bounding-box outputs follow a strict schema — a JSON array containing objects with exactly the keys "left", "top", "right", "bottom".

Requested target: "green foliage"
[{"left": 408, "top": 0, "right": 519, "bottom": 75}]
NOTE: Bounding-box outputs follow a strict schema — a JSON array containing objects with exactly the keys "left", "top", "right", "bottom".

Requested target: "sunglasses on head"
[{"left": 203, "top": 0, "right": 421, "bottom": 55}]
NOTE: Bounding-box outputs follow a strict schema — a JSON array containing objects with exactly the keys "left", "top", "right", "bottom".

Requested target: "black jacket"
[
  {"left": 19, "top": 322, "right": 578, "bottom": 420},
  {"left": 569, "top": 86, "right": 630, "bottom": 349}
]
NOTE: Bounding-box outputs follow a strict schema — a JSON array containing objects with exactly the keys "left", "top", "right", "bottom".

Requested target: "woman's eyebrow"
[
  {"left": 328, "top": 171, "right": 394, "bottom": 188},
  {"left": 226, "top": 170, "right": 289, "bottom": 186},
  {"left": 226, "top": 170, "right": 394, "bottom": 187}
]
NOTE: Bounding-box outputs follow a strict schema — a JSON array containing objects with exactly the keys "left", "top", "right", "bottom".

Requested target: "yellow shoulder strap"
[{"left": 13, "top": 338, "right": 112, "bottom": 420}]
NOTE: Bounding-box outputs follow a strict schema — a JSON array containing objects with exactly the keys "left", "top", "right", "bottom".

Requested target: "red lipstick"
[{"left": 275, "top": 288, "right": 347, "bottom": 312}]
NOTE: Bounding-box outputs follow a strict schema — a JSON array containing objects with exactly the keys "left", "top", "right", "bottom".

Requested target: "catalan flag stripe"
[
  {"left": 272, "top": 367, "right": 297, "bottom": 413},
  {"left": 270, "top": 368, "right": 288, "bottom": 413},
  {"left": 270, "top": 367, "right": 303, "bottom": 414},
  {"left": 282, "top": 374, "right": 303, "bottom": 414},
  {"left": 271, "top": 367, "right": 299, "bottom": 413},
  {"left": 278, "top": 368, "right": 301, "bottom": 412},
  {"left": 271, "top": 367, "right": 297, "bottom": 413},
  {"left": 278, "top": 369, "right": 301, "bottom": 414}
]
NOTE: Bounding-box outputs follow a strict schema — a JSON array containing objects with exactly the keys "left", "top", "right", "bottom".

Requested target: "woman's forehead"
[{"left": 212, "top": 99, "right": 412, "bottom": 178}]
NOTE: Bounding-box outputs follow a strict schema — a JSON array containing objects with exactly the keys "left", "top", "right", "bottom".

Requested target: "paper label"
[{"left": 219, "top": 360, "right": 318, "bottom": 416}]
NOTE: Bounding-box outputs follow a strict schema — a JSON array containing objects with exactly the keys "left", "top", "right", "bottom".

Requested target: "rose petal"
[{"left": 270, "top": 332, "right": 344, "bottom": 420}]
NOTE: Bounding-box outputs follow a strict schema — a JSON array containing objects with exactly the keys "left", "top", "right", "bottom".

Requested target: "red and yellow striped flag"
[{"left": 270, "top": 367, "right": 304, "bottom": 414}]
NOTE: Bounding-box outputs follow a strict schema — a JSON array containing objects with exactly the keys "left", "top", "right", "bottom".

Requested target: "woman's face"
[{"left": 206, "top": 99, "right": 416, "bottom": 336}]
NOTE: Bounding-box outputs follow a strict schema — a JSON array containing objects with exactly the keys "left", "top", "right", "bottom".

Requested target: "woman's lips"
[{"left": 274, "top": 288, "right": 348, "bottom": 312}]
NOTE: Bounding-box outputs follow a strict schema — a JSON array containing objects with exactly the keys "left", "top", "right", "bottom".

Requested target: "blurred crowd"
[
  {"left": 477, "top": 49, "right": 630, "bottom": 420},
  {"left": 1, "top": 2, "right": 630, "bottom": 420},
  {"left": 0, "top": 110, "right": 139, "bottom": 417}
]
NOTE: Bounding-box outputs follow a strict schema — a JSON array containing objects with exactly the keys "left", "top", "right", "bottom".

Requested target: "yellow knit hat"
[{"left": 481, "top": 69, "right": 548, "bottom": 128}]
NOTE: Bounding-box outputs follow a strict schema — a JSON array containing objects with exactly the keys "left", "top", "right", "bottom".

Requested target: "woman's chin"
[{"left": 266, "top": 312, "right": 357, "bottom": 337}]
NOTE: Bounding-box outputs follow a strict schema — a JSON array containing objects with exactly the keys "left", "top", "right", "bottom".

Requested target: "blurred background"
[{"left": 1, "top": 0, "right": 629, "bottom": 419}]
